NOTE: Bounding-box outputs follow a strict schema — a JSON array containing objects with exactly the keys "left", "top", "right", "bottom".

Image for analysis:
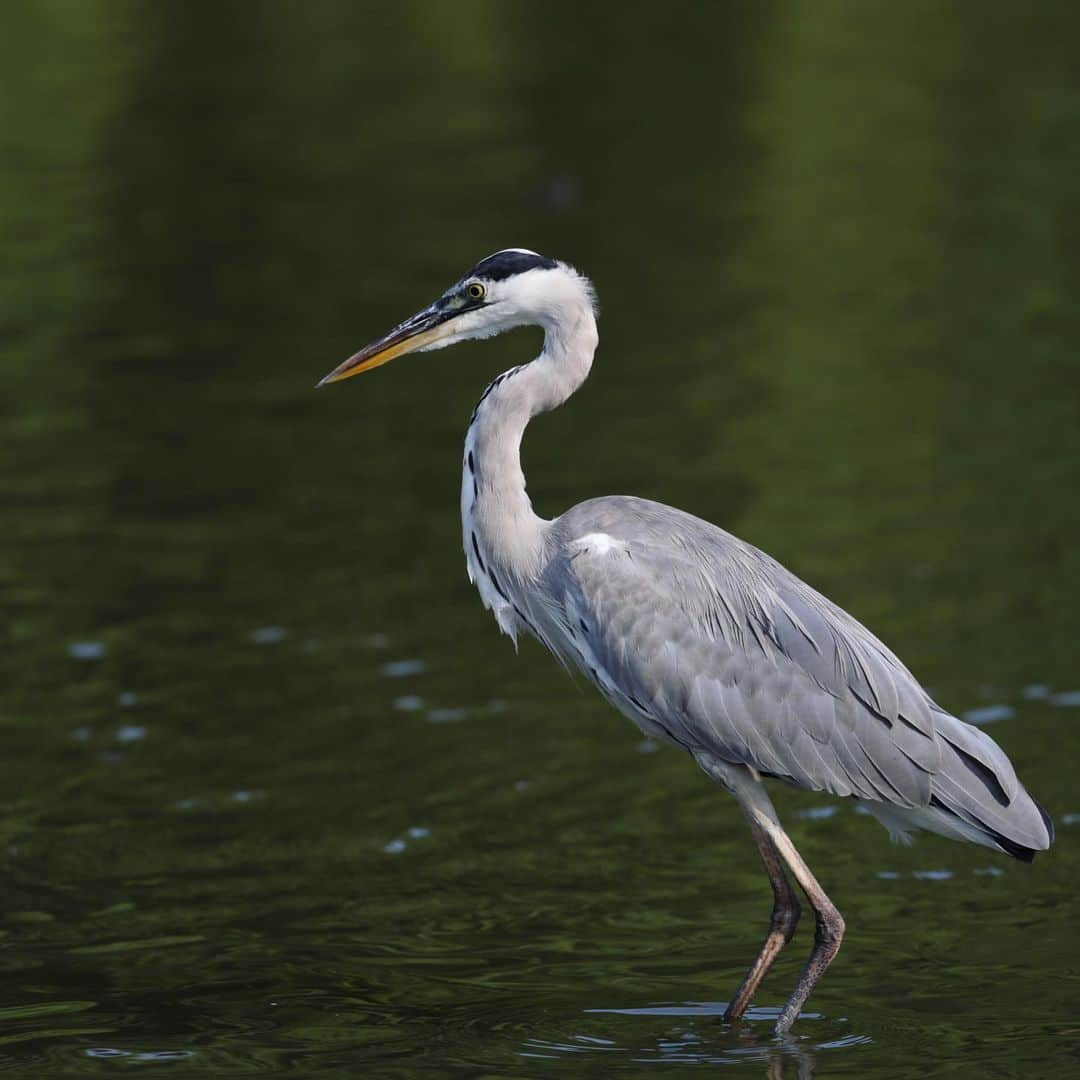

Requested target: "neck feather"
[{"left": 462, "top": 301, "right": 598, "bottom": 582}]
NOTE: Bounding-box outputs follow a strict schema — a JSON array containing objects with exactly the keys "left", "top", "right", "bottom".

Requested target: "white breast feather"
[{"left": 570, "top": 532, "right": 628, "bottom": 557}]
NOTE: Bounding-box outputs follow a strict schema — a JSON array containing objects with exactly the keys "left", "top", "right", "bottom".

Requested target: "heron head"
[{"left": 317, "top": 249, "right": 595, "bottom": 386}]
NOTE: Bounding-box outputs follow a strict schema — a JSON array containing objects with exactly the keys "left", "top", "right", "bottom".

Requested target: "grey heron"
[{"left": 319, "top": 249, "right": 1054, "bottom": 1034}]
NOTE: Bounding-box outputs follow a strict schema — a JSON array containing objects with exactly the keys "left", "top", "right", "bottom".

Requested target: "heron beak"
[{"left": 317, "top": 305, "right": 455, "bottom": 387}]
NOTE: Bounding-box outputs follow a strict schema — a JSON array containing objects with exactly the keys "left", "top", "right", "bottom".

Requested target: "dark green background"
[{"left": 1, "top": 2, "right": 1078, "bottom": 1075}]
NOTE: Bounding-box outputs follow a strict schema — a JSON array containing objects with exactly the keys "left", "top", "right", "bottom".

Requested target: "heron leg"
[
  {"left": 758, "top": 812, "right": 845, "bottom": 1034},
  {"left": 724, "top": 811, "right": 801, "bottom": 1022},
  {"left": 693, "top": 753, "right": 845, "bottom": 1036},
  {"left": 742, "top": 793, "right": 845, "bottom": 1035}
]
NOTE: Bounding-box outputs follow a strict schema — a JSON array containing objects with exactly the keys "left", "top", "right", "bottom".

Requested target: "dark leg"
[
  {"left": 762, "top": 820, "right": 845, "bottom": 1036},
  {"left": 693, "top": 753, "right": 845, "bottom": 1036},
  {"left": 724, "top": 811, "right": 802, "bottom": 1022}
]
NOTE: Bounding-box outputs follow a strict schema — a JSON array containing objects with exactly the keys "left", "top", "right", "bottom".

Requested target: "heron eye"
[{"left": 467, "top": 282, "right": 485, "bottom": 300}]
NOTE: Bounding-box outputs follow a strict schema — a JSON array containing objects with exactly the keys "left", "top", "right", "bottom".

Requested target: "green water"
[{"left": 2, "top": 3, "right": 1079, "bottom": 1076}]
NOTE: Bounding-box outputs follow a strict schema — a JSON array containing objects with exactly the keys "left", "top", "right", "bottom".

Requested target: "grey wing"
[{"left": 528, "top": 497, "right": 1025, "bottom": 823}]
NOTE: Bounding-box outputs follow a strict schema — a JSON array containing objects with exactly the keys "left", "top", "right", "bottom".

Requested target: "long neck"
[{"left": 462, "top": 302, "right": 599, "bottom": 582}]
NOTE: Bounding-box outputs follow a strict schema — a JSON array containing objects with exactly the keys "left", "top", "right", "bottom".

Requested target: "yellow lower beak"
[{"left": 318, "top": 314, "right": 453, "bottom": 386}]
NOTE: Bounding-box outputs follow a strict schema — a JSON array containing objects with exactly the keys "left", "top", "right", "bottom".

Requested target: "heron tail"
[{"left": 925, "top": 709, "right": 1054, "bottom": 861}]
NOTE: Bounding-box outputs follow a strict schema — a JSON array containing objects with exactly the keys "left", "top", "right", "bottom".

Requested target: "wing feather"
[
  {"left": 516, "top": 495, "right": 1048, "bottom": 855},
  {"left": 531, "top": 496, "right": 945, "bottom": 808}
]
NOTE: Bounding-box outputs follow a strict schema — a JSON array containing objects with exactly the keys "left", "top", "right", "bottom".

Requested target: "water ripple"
[
  {"left": 518, "top": 1001, "right": 869, "bottom": 1069},
  {"left": 382, "top": 659, "right": 427, "bottom": 678},
  {"left": 68, "top": 641, "right": 106, "bottom": 661},
  {"left": 962, "top": 704, "right": 1015, "bottom": 725}
]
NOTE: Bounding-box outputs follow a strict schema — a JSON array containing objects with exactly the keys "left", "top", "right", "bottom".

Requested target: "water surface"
[{"left": 1, "top": 3, "right": 1078, "bottom": 1076}]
